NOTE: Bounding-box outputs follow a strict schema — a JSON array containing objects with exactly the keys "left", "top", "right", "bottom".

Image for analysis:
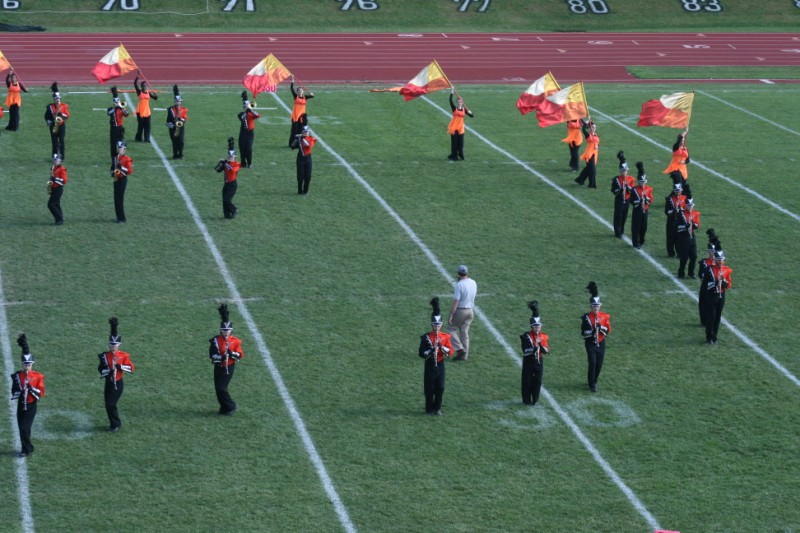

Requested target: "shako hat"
[
  {"left": 17, "top": 334, "right": 34, "bottom": 365},
  {"left": 616, "top": 151, "right": 628, "bottom": 172},
  {"left": 218, "top": 303, "right": 233, "bottom": 331},
  {"left": 527, "top": 300, "right": 542, "bottom": 328},
  {"left": 111, "top": 85, "right": 120, "bottom": 104},
  {"left": 227, "top": 136, "right": 235, "bottom": 159},
  {"left": 51, "top": 82, "right": 61, "bottom": 100},
  {"left": 587, "top": 281, "right": 602, "bottom": 307},
  {"left": 108, "top": 317, "right": 122, "bottom": 345},
  {"left": 636, "top": 162, "right": 647, "bottom": 183},
  {"left": 241, "top": 90, "right": 250, "bottom": 108},
  {"left": 173, "top": 84, "right": 182, "bottom": 103},
  {"left": 429, "top": 297, "right": 443, "bottom": 326}
]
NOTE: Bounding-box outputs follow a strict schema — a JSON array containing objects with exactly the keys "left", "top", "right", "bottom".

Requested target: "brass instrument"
[
  {"left": 47, "top": 180, "right": 53, "bottom": 195},
  {"left": 248, "top": 101, "right": 257, "bottom": 109},
  {"left": 173, "top": 118, "right": 184, "bottom": 138}
]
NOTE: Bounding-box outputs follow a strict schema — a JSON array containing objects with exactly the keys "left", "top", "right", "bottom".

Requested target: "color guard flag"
[
  {"left": 243, "top": 53, "right": 292, "bottom": 98},
  {"left": 516, "top": 72, "right": 560, "bottom": 115},
  {"left": 389, "top": 60, "right": 452, "bottom": 101},
  {"left": 534, "top": 82, "right": 589, "bottom": 128},
  {"left": 637, "top": 92, "right": 695, "bottom": 128},
  {"left": 91, "top": 44, "right": 138, "bottom": 84},
  {"left": 0, "top": 50, "right": 11, "bottom": 73}
]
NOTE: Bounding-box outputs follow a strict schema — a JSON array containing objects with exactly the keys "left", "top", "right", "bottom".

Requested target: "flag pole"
[
  {"left": 2, "top": 56, "right": 27, "bottom": 88},
  {"left": 547, "top": 71, "right": 561, "bottom": 91},
  {"left": 434, "top": 58, "right": 465, "bottom": 106},
  {"left": 579, "top": 81, "right": 590, "bottom": 120}
]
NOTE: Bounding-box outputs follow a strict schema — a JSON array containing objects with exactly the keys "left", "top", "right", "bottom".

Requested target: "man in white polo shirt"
[{"left": 448, "top": 264, "right": 477, "bottom": 361}]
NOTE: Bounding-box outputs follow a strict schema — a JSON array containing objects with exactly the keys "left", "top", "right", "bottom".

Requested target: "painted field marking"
[
  {"left": 591, "top": 107, "right": 800, "bottom": 224},
  {"left": 0, "top": 268, "right": 35, "bottom": 533},
  {"left": 269, "top": 92, "right": 663, "bottom": 532},
  {"left": 421, "top": 97, "right": 800, "bottom": 390},
  {"left": 697, "top": 90, "right": 799, "bottom": 136},
  {"left": 133, "top": 96, "right": 357, "bottom": 533}
]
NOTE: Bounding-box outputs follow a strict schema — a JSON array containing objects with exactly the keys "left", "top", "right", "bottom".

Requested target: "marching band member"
[
  {"left": 575, "top": 119, "right": 599, "bottom": 188},
  {"left": 663, "top": 128, "right": 690, "bottom": 180},
  {"left": 44, "top": 82, "right": 70, "bottom": 161},
  {"left": 209, "top": 304, "right": 244, "bottom": 416},
  {"left": 630, "top": 162, "right": 653, "bottom": 249},
  {"left": 107, "top": 86, "right": 129, "bottom": 166},
  {"left": 11, "top": 334, "right": 45, "bottom": 457},
  {"left": 698, "top": 230, "right": 720, "bottom": 326},
  {"left": 581, "top": 282, "right": 611, "bottom": 393},
  {"left": 664, "top": 183, "right": 686, "bottom": 257},
  {"left": 562, "top": 118, "right": 584, "bottom": 172},
  {"left": 291, "top": 125, "right": 316, "bottom": 195},
  {"left": 610, "top": 151, "right": 635, "bottom": 238},
  {"left": 447, "top": 88, "right": 473, "bottom": 161},
  {"left": 418, "top": 297, "right": 453, "bottom": 415},
  {"left": 520, "top": 301, "right": 550, "bottom": 406},
  {"left": 98, "top": 317, "right": 135, "bottom": 432},
  {"left": 700, "top": 249, "right": 733, "bottom": 345},
  {"left": 47, "top": 153, "right": 67, "bottom": 225},
  {"left": 4, "top": 69, "right": 27, "bottom": 131},
  {"left": 238, "top": 90, "right": 260, "bottom": 168},
  {"left": 288, "top": 76, "right": 313, "bottom": 147},
  {"left": 676, "top": 198, "right": 701, "bottom": 279},
  {"left": 133, "top": 74, "right": 157, "bottom": 142},
  {"left": 111, "top": 141, "right": 133, "bottom": 223},
  {"left": 166, "top": 84, "right": 188, "bottom": 159},
  {"left": 215, "top": 137, "right": 241, "bottom": 219}
]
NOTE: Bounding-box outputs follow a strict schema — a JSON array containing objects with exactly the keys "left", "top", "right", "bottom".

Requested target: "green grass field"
[{"left": 1, "top": 81, "right": 799, "bottom": 532}]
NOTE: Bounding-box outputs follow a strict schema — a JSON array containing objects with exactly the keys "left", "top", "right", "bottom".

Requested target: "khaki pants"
[{"left": 449, "top": 308, "right": 474, "bottom": 359}]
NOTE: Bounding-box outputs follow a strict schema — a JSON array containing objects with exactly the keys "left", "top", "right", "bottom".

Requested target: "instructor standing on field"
[{"left": 448, "top": 264, "right": 477, "bottom": 361}]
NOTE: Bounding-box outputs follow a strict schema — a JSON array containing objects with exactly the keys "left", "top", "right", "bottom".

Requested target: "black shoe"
[
  {"left": 223, "top": 406, "right": 238, "bottom": 416},
  {"left": 677, "top": 273, "right": 685, "bottom": 278},
  {"left": 689, "top": 273, "right": 696, "bottom": 279},
  {"left": 447, "top": 155, "right": 457, "bottom": 161},
  {"left": 434, "top": 410, "right": 442, "bottom": 416},
  {"left": 55, "top": 220, "right": 64, "bottom": 225},
  {"left": 574, "top": 177, "right": 583, "bottom": 185},
  {"left": 458, "top": 155, "right": 464, "bottom": 160},
  {"left": 108, "top": 426, "right": 120, "bottom": 433},
  {"left": 590, "top": 385, "right": 597, "bottom": 393}
]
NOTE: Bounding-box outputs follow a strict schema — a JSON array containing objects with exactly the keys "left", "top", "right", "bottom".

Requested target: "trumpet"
[
  {"left": 248, "top": 101, "right": 257, "bottom": 109},
  {"left": 118, "top": 100, "right": 127, "bottom": 108}
]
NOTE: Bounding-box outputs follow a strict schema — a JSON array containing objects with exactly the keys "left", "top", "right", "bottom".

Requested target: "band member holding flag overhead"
[
  {"left": 418, "top": 297, "right": 453, "bottom": 416},
  {"left": 166, "top": 84, "right": 187, "bottom": 159},
  {"left": 11, "top": 334, "right": 45, "bottom": 458},
  {"left": 98, "top": 317, "right": 134, "bottom": 433},
  {"left": 5, "top": 69, "right": 27, "bottom": 131},
  {"left": 134, "top": 74, "right": 157, "bottom": 142},
  {"left": 45, "top": 82, "right": 70, "bottom": 161},
  {"left": 288, "top": 75, "right": 314, "bottom": 147},
  {"left": 447, "top": 88, "right": 473, "bottom": 161}
]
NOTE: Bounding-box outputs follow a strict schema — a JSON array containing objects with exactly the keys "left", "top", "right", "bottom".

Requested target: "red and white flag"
[
  {"left": 0, "top": 50, "right": 11, "bottom": 73},
  {"left": 516, "top": 72, "right": 560, "bottom": 115},
  {"left": 91, "top": 44, "right": 138, "bottom": 84},
  {"left": 638, "top": 92, "right": 694, "bottom": 128},
  {"left": 243, "top": 53, "right": 292, "bottom": 97},
  {"left": 535, "top": 83, "right": 589, "bottom": 128}
]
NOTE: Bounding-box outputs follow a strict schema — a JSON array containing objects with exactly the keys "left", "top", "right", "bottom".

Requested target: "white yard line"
[
  {"left": 137, "top": 96, "right": 357, "bottom": 533},
  {"left": 0, "top": 267, "right": 35, "bottom": 533},
  {"left": 269, "top": 92, "right": 663, "bottom": 532}
]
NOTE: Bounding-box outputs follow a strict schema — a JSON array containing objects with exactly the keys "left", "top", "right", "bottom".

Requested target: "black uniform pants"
[
  {"left": 585, "top": 339, "right": 605, "bottom": 390},
  {"left": 50, "top": 126, "right": 66, "bottom": 160},
  {"left": 17, "top": 401, "right": 37, "bottom": 455},
  {"left": 613, "top": 197, "right": 629, "bottom": 237},
  {"left": 568, "top": 142, "right": 580, "bottom": 171},
  {"left": 239, "top": 128, "right": 254, "bottom": 167},
  {"left": 521, "top": 356, "right": 543, "bottom": 405},
  {"left": 666, "top": 218, "right": 678, "bottom": 257},
  {"left": 449, "top": 132, "right": 464, "bottom": 159},
  {"left": 631, "top": 209, "right": 648, "bottom": 248},
  {"left": 423, "top": 360, "right": 445, "bottom": 414},
  {"left": 576, "top": 155, "right": 597, "bottom": 187},
  {"left": 296, "top": 154, "right": 312, "bottom": 194},
  {"left": 702, "top": 293, "right": 725, "bottom": 343},
  {"left": 222, "top": 180, "right": 238, "bottom": 219},
  {"left": 110, "top": 125, "right": 125, "bottom": 164},
  {"left": 170, "top": 127, "right": 185, "bottom": 158},
  {"left": 104, "top": 378, "right": 125, "bottom": 430},
  {"left": 48, "top": 186, "right": 64, "bottom": 223},
  {"left": 677, "top": 234, "right": 697, "bottom": 277},
  {"left": 135, "top": 113, "right": 151, "bottom": 142},
  {"left": 698, "top": 282, "right": 708, "bottom": 325},
  {"left": 114, "top": 177, "right": 127, "bottom": 222},
  {"left": 214, "top": 364, "right": 237, "bottom": 414},
  {"left": 6, "top": 104, "right": 20, "bottom": 131}
]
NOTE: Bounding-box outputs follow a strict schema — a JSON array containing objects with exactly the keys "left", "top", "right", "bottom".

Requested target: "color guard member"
[
  {"left": 418, "top": 297, "right": 453, "bottom": 415},
  {"left": 520, "top": 301, "right": 550, "bottom": 406},
  {"left": 107, "top": 86, "right": 129, "bottom": 166},
  {"left": 447, "top": 89, "right": 473, "bottom": 161},
  {"left": 238, "top": 90, "right": 260, "bottom": 168},
  {"left": 47, "top": 153, "right": 67, "bottom": 225},
  {"left": 4, "top": 69, "right": 27, "bottom": 131},
  {"left": 98, "top": 317, "right": 134, "bottom": 432},
  {"left": 166, "top": 84, "right": 187, "bottom": 159},
  {"left": 44, "top": 82, "right": 70, "bottom": 161},
  {"left": 575, "top": 119, "right": 599, "bottom": 188},
  {"left": 133, "top": 74, "right": 157, "bottom": 142},
  {"left": 112, "top": 141, "right": 133, "bottom": 223},
  {"left": 562, "top": 118, "right": 583, "bottom": 172},
  {"left": 209, "top": 304, "right": 244, "bottom": 416},
  {"left": 663, "top": 128, "right": 690, "bottom": 180},
  {"left": 610, "top": 151, "right": 635, "bottom": 238},
  {"left": 215, "top": 137, "right": 240, "bottom": 219},
  {"left": 288, "top": 76, "right": 313, "bottom": 147},
  {"left": 630, "top": 162, "right": 653, "bottom": 249},
  {"left": 11, "top": 334, "right": 45, "bottom": 458},
  {"left": 581, "top": 282, "right": 611, "bottom": 393}
]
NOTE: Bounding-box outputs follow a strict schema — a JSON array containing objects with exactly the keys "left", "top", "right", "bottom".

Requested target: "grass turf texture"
[
  {"left": 1, "top": 84, "right": 800, "bottom": 532},
  {"left": 2, "top": 0, "right": 799, "bottom": 32}
]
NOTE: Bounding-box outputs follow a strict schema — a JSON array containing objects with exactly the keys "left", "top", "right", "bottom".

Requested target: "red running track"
[{"left": 2, "top": 32, "right": 799, "bottom": 86}]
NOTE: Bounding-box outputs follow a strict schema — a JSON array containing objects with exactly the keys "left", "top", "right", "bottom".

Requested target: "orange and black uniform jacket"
[
  {"left": 521, "top": 331, "right": 550, "bottom": 363},
  {"left": 11, "top": 370, "right": 45, "bottom": 404},
  {"left": 51, "top": 164, "right": 68, "bottom": 188},
  {"left": 419, "top": 331, "right": 453, "bottom": 364},
  {"left": 223, "top": 161, "right": 241, "bottom": 183},
  {"left": 582, "top": 312, "right": 612, "bottom": 344},
  {"left": 631, "top": 185, "right": 653, "bottom": 211},
  {"left": 210, "top": 335, "right": 244, "bottom": 369},
  {"left": 114, "top": 155, "right": 134, "bottom": 180},
  {"left": 98, "top": 351, "right": 134, "bottom": 382}
]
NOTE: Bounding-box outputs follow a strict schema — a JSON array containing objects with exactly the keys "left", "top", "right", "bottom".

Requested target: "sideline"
[
  {"left": 271, "top": 92, "right": 663, "bottom": 532},
  {"left": 0, "top": 267, "right": 35, "bottom": 533},
  {"left": 134, "top": 96, "right": 357, "bottom": 533}
]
